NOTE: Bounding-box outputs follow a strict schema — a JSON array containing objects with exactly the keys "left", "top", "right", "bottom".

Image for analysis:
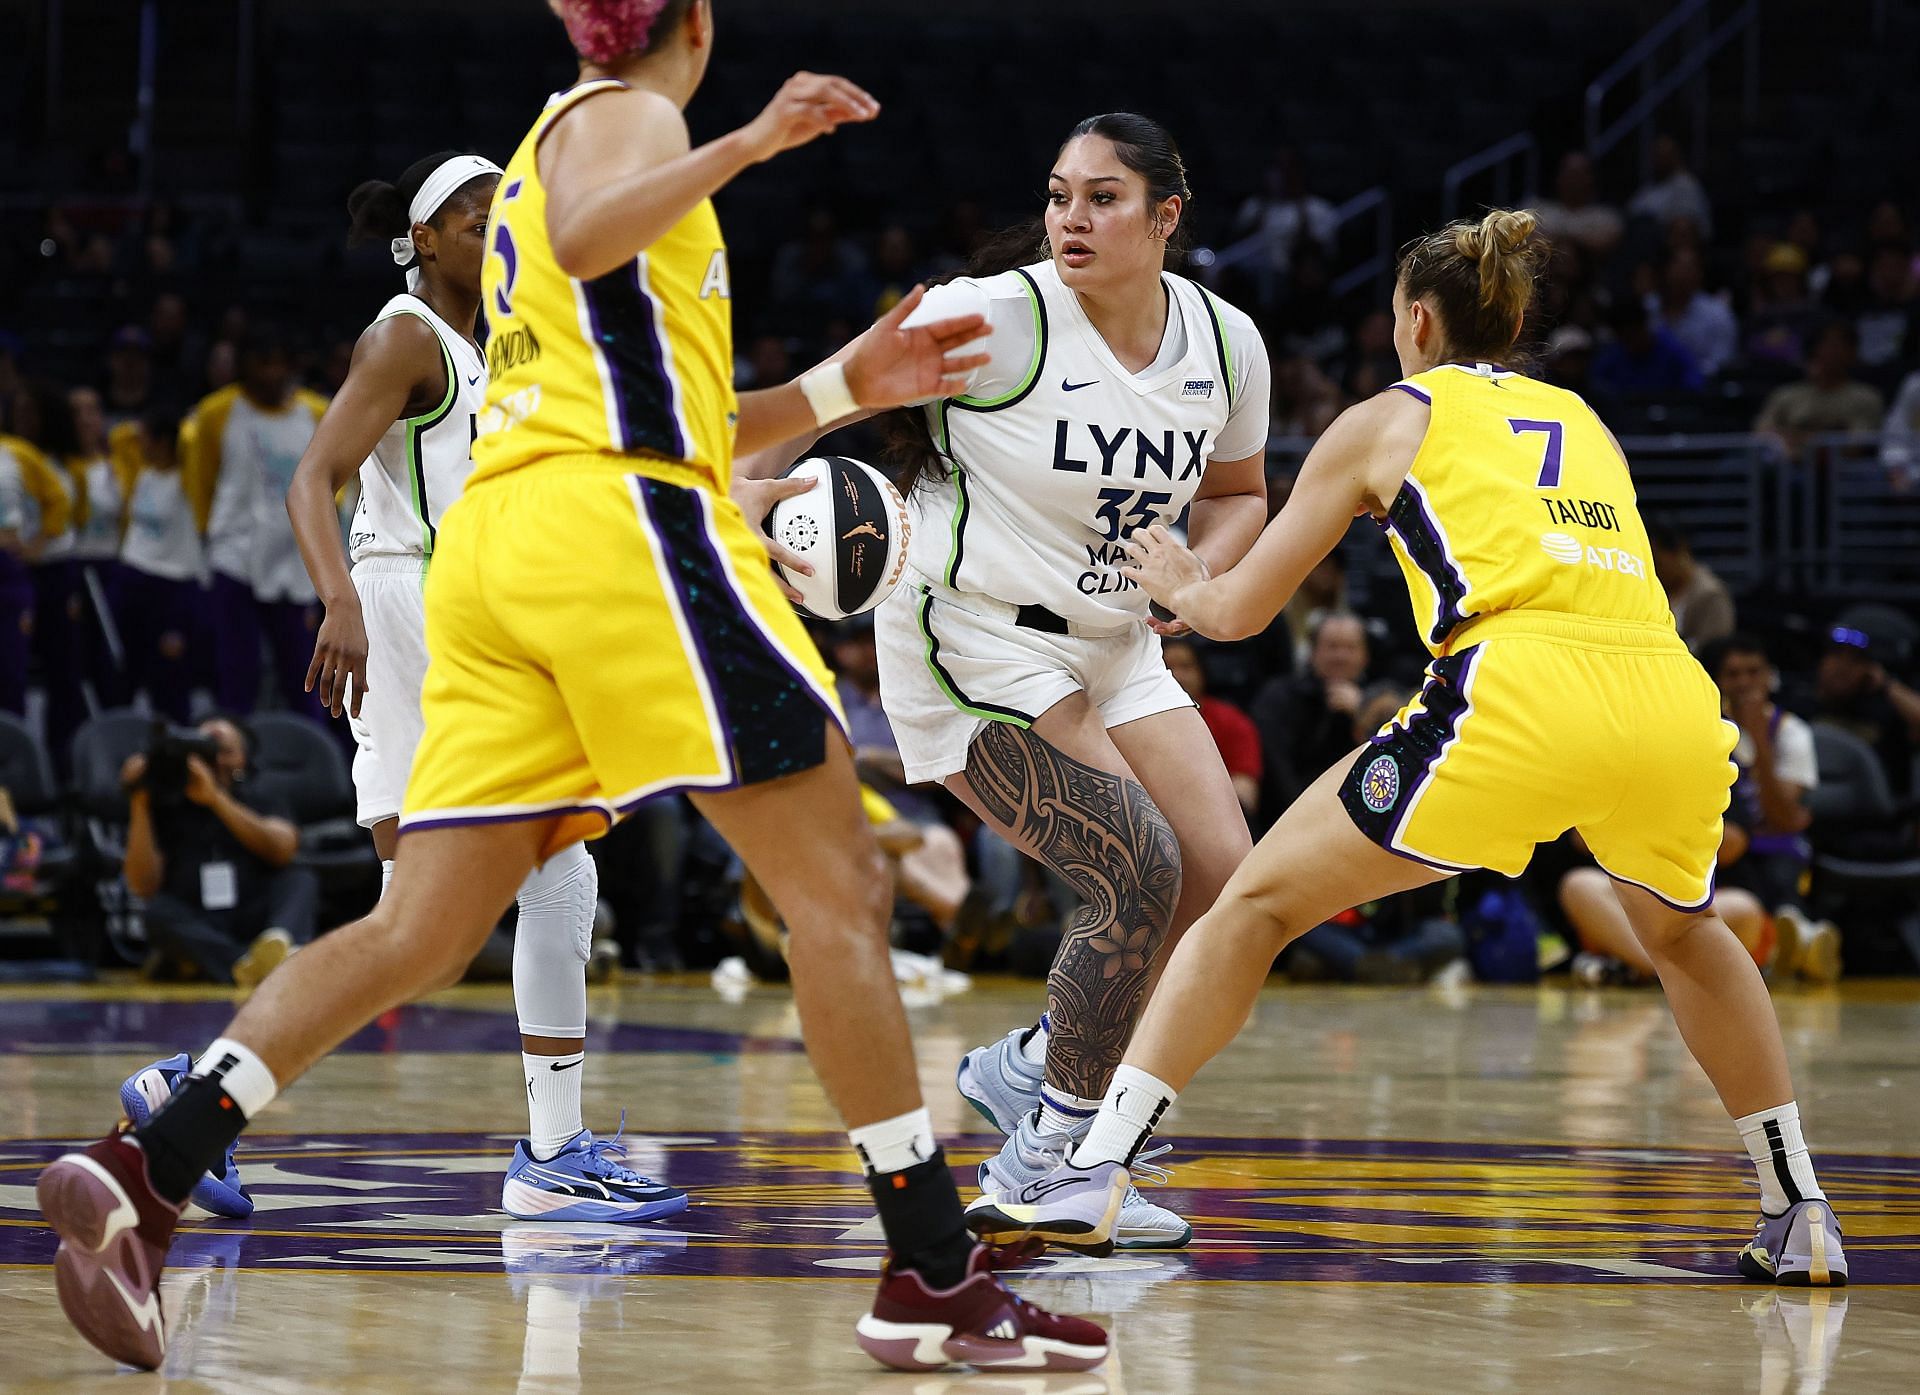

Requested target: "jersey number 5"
[
  {"left": 1509, "top": 418, "right": 1564, "bottom": 487},
  {"left": 487, "top": 178, "right": 525, "bottom": 319}
]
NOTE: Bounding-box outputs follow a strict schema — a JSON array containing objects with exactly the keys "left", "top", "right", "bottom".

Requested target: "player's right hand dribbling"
[{"left": 741, "top": 73, "right": 880, "bottom": 161}]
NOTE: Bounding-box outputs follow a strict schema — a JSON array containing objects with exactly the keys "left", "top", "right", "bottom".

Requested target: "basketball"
[{"left": 767, "top": 455, "right": 911, "bottom": 621}]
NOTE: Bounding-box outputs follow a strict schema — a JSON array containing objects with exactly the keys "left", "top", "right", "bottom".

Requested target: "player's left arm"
[{"left": 1126, "top": 391, "right": 1424, "bottom": 642}]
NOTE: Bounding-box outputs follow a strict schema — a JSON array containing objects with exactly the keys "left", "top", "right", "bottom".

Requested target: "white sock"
[
  {"left": 1036, "top": 1086, "right": 1100, "bottom": 1137},
  {"left": 1736, "top": 1101, "right": 1826, "bottom": 1215},
  {"left": 191, "top": 1037, "right": 278, "bottom": 1119},
  {"left": 1069, "top": 1064, "right": 1176, "bottom": 1168},
  {"left": 1018, "top": 1013, "right": 1050, "bottom": 1068},
  {"left": 380, "top": 859, "right": 394, "bottom": 897},
  {"left": 524, "top": 1051, "right": 585, "bottom": 1160},
  {"left": 849, "top": 1106, "right": 937, "bottom": 1175}
]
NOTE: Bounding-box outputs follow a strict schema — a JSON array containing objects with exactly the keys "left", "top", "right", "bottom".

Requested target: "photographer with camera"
[{"left": 120, "top": 717, "right": 314, "bottom": 985}]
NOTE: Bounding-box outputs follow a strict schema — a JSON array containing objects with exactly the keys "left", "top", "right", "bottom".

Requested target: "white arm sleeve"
[
  {"left": 900, "top": 276, "right": 1037, "bottom": 403},
  {"left": 1211, "top": 315, "right": 1273, "bottom": 462}
]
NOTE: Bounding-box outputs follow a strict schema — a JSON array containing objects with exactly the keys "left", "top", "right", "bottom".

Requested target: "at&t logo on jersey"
[
  {"left": 1540, "top": 531, "right": 1649, "bottom": 578},
  {"left": 1181, "top": 378, "right": 1215, "bottom": 399}
]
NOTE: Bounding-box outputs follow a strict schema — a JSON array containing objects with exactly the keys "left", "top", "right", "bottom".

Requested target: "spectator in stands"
[
  {"left": 119, "top": 716, "right": 313, "bottom": 985},
  {"left": 1648, "top": 245, "right": 1738, "bottom": 378},
  {"left": 1592, "top": 296, "right": 1703, "bottom": 397},
  {"left": 1560, "top": 850, "right": 1773, "bottom": 986},
  {"left": 1270, "top": 353, "right": 1344, "bottom": 439},
  {"left": 871, "top": 224, "right": 924, "bottom": 319},
  {"left": 1335, "top": 309, "right": 1401, "bottom": 401},
  {"left": 1814, "top": 624, "right": 1920, "bottom": 799},
  {"left": 1230, "top": 149, "right": 1338, "bottom": 284},
  {"left": 102, "top": 325, "right": 155, "bottom": 428},
  {"left": 1753, "top": 320, "right": 1886, "bottom": 456},
  {"left": 1277, "top": 550, "right": 1349, "bottom": 667},
  {"left": 187, "top": 328, "right": 329, "bottom": 718},
  {"left": 1163, "top": 640, "right": 1261, "bottom": 820},
  {"left": 0, "top": 391, "right": 74, "bottom": 715},
  {"left": 1627, "top": 135, "right": 1714, "bottom": 240},
  {"left": 1745, "top": 241, "right": 1818, "bottom": 366},
  {"left": 1542, "top": 325, "right": 1595, "bottom": 394},
  {"left": 1252, "top": 612, "right": 1370, "bottom": 820},
  {"left": 1853, "top": 242, "right": 1920, "bottom": 383},
  {"left": 60, "top": 386, "right": 128, "bottom": 716},
  {"left": 1709, "top": 634, "right": 1820, "bottom": 912},
  {"left": 1534, "top": 151, "right": 1624, "bottom": 262},
  {"left": 1647, "top": 516, "right": 1736, "bottom": 654},
  {"left": 769, "top": 207, "right": 874, "bottom": 330},
  {"left": 116, "top": 407, "right": 204, "bottom": 722}
]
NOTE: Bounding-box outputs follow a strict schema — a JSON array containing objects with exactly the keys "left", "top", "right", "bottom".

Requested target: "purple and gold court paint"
[{"left": 3, "top": 1131, "right": 1913, "bottom": 1283}]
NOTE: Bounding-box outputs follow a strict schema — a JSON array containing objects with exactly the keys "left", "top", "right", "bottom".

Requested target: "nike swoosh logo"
[
  {"left": 548, "top": 1058, "right": 583, "bottom": 1072},
  {"left": 106, "top": 1268, "right": 163, "bottom": 1335},
  {"left": 1018, "top": 1174, "right": 1093, "bottom": 1203},
  {"left": 467, "top": 374, "right": 481, "bottom": 386},
  {"left": 1061, "top": 378, "right": 1098, "bottom": 392}
]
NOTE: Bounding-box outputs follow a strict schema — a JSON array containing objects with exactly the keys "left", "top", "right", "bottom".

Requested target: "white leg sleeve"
[{"left": 511, "top": 843, "right": 597, "bottom": 1039}]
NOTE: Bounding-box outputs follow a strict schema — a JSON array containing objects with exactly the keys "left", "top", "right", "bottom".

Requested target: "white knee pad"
[{"left": 512, "top": 843, "right": 598, "bottom": 1038}]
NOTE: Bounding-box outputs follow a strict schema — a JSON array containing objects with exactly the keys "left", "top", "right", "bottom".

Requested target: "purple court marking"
[
  {"left": 0, "top": 998, "right": 804, "bottom": 1056},
  {"left": 3, "top": 1131, "right": 1914, "bottom": 1284}
]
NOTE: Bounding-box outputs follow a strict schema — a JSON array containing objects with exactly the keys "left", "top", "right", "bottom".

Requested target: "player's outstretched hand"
[
  {"left": 742, "top": 73, "right": 879, "bottom": 162},
  {"left": 844, "top": 285, "right": 991, "bottom": 410},
  {"left": 733, "top": 472, "right": 817, "bottom": 605},
  {"left": 306, "top": 596, "right": 371, "bottom": 719},
  {"left": 1120, "top": 523, "right": 1209, "bottom": 618}
]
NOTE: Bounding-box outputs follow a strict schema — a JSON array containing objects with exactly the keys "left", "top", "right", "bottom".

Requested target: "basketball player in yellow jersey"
[
  {"left": 969, "top": 210, "right": 1848, "bottom": 1287},
  {"left": 37, "top": 0, "right": 1106, "bottom": 1376}
]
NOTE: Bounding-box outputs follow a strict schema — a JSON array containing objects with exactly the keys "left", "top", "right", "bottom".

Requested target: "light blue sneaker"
[
  {"left": 956, "top": 1025, "right": 1045, "bottom": 1136},
  {"left": 1739, "top": 1199, "right": 1849, "bottom": 1286},
  {"left": 118, "top": 1052, "right": 253, "bottom": 1218},
  {"left": 979, "top": 1110, "right": 1191, "bottom": 1251},
  {"left": 501, "top": 1119, "right": 690, "bottom": 1223}
]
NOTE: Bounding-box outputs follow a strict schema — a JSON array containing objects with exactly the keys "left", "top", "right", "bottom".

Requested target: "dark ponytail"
[
  {"left": 885, "top": 112, "right": 1194, "bottom": 497},
  {"left": 346, "top": 149, "right": 488, "bottom": 249}
]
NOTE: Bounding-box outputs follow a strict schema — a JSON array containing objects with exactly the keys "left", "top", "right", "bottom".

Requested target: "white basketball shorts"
[
  {"left": 874, "top": 573, "right": 1193, "bottom": 785},
  {"left": 347, "top": 556, "right": 431, "bottom": 828}
]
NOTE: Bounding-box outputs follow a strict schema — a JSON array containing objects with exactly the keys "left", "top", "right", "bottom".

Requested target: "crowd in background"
[{"left": 4, "top": 135, "right": 1919, "bottom": 987}]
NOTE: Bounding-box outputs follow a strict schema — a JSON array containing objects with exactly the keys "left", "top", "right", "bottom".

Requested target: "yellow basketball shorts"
[
  {"left": 402, "top": 459, "right": 845, "bottom": 859},
  {"left": 1340, "top": 613, "right": 1737, "bottom": 910}
]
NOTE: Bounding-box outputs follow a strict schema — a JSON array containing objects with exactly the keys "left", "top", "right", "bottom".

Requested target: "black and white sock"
[{"left": 1736, "top": 1101, "right": 1826, "bottom": 1215}]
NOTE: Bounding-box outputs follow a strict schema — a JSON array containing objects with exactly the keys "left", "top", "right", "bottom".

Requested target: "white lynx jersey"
[
  {"left": 905, "top": 260, "right": 1269, "bottom": 627},
  {"left": 349, "top": 294, "right": 486, "bottom": 562}
]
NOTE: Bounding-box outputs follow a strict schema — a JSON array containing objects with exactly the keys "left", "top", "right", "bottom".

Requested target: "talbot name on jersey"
[
  {"left": 1539, "top": 496, "right": 1621, "bottom": 532},
  {"left": 487, "top": 323, "right": 541, "bottom": 379},
  {"left": 1052, "top": 421, "right": 1210, "bottom": 480}
]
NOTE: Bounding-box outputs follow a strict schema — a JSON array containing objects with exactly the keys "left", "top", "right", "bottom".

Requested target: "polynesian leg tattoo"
[{"left": 964, "top": 720, "right": 1182, "bottom": 1098}]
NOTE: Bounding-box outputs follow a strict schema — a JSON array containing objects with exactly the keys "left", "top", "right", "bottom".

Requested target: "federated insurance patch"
[{"left": 1360, "top": 753, "right": 1401, "bottom": 813}]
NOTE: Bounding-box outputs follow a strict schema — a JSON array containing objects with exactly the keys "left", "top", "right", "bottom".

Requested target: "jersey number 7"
[{"left": 1509, "top": 418, "right": 1564, "bottom": 488}]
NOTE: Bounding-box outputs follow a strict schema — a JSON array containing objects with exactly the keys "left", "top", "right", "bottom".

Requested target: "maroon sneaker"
[
  {"left": 854, "top": 1243, "right": 1108, "bottom": 1372},
  {"left": 37, "top": 1131, "right": 182, "bottom": 1370}
]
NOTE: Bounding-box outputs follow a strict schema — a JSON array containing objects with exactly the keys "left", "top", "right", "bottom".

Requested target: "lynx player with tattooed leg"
[
  {"left": 966, "top": 210, "right": 1848, "bottom": 1288},
  {"left": 875, "top": 112, "right": 1271, "bottom": 1248}
]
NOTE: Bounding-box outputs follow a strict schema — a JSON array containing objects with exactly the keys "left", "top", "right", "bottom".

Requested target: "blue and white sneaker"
[
  {"left": 118, "top": 1053, "right": 253, "bottom": 1218},
  {"left": 1739, "top": 1199, "right": 1849, "bottom": 1286},
  {"left": 965, "top": 1153, "right": 1130, "bottom": 1258},
  {"left": 979, "top": 1110, "right": 1191, "bottom": 1251},
  {"left": 957, "top": 1026, "right": 1046, "bottom": 1136},
  {"left": 501, "top": 1121, "right": 690, "bottom": 1223}
]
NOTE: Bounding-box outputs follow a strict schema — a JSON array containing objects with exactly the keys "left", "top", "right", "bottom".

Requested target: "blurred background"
[{"left": 3, "top": 0, "right": 1918, "bottom": 991}]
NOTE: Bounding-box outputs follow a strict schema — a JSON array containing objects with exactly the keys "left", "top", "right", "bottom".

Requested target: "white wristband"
[{"left": 798, "top": 362, "right": 859, "bottom": 426}]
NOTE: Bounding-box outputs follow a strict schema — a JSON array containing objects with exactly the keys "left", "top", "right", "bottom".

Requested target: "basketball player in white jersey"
[
  {"left": 136, "top": 151, "right": 680, "bottom": 1223},
  {"left": 878, "top": 113, "right": 1272, "bottom": 1246}
]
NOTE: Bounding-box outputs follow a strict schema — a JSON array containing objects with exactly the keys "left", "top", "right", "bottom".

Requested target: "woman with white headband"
[{"left": 276, "top": 149, "right": 684, "bottom": 1222}]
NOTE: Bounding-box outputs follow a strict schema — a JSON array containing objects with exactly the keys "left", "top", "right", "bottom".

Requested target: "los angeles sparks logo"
[{"left": 1361, "top": 754, "right": 1400, "bottom": 813}]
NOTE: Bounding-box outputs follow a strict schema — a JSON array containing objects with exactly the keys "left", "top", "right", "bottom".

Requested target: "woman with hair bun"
[{"left": 973, "top": 209, "right": 1850, "bottom": 1292}]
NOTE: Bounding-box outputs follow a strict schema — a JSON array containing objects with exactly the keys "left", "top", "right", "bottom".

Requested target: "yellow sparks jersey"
[
  {"left": 472, "top": 79, "right": 737, "bottom": 491},
  {"left": 1379, "top": 362, "right": 1673, "bottom": 654}
]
